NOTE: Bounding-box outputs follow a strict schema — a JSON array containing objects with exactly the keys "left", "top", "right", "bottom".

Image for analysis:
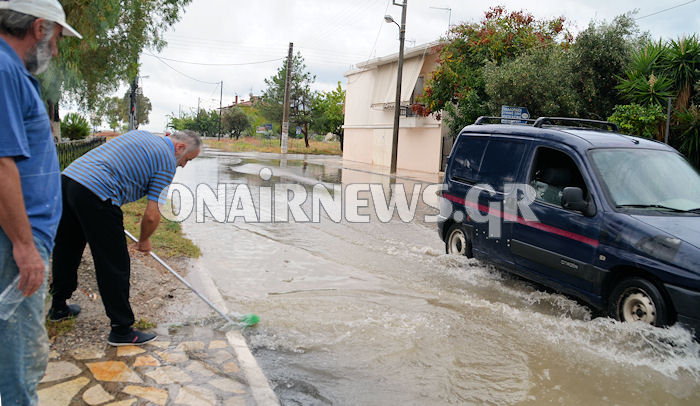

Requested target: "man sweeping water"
[{"left": 49, "top": 130, "right": 201, "bottom": 346}]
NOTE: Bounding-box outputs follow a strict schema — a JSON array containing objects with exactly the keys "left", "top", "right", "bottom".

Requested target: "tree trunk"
[{"left": 303, "top": 123, "right": 309, "bottom": 148}]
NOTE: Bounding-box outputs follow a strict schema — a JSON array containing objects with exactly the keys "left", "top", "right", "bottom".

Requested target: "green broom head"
[{"left": 238, "top": 313, "right": 260, "bottom": 327}]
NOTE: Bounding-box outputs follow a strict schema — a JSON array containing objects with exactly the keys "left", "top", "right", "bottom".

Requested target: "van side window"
[
  {"left": 479, "top": 139, "right": 528, "bottom": 192},
  {"left": 529, "top": 147, "right": 588, "bottom": 208},
  {"left": 449, "top": 136, "right": 488, "bottom": 183}
]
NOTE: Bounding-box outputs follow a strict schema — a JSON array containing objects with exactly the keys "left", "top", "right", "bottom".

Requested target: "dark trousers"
[{"left": 51, "top": 176, "right": 134, "bottom": 331}]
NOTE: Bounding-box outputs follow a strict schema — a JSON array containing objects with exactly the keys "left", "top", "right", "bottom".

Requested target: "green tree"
[
  {"left": 571, "top": 14, "right": 644, "bottom": 119},
  {"left": 419, "top": 6, "right": 572, "bottom": 133},
  {"left": 121, "top": 88, "right": 152, "bottom": 127},
  {"left": 258, "top": 52, "right": 316, "bottom": 147},
  {"left": 222, "top": 107, "right": 251, "bottom": 139},
  {"left": 168, "top": 109, "right": 221, "bottom": 138},
  {"left": 37, "top": 0, "right": 191, "bottom": 131},
  {"left": 607, "top": 103, "right": 666, "bottom": 139},
  {"left": 102, "top": 96, "right": 124, "bottom": 131},
  {"left": 484, "top": 45, "right": 579, "bottom": 117},
  {"left": 167, "top": 114, "right": 196, "bottom": 132},
  {"left": 311, "top": 82, "right": 345, "bottom": 136}
]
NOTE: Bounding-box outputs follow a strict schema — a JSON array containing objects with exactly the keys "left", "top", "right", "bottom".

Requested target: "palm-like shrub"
[
  {"left": 661, "top": 35, "right": 700, "bottom": 109},
  {"left": 616, "top": 71, "right": 674, "bottom": 106},
  {"left": 61, "top": 113, "right": 90, "bottom": 140},
  {"left": 616, "top": 41, "right": 674, "bottom": 106}
]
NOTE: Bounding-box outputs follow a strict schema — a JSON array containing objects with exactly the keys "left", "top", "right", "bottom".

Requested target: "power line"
[
  {"left": 366, "top": 0, "right": 393, "bottom": 62},
  {"left": 635, "top": 0, "right": 696, "bottom": 20},
  {"left": 307, "top": 0, "right": 377, "bottom": 46},
  {"left": 144, "top": 53, "right": 284, "bottom": 66},
  {"left": 144, "top": 52, "right": 220, "bottom": 85}
]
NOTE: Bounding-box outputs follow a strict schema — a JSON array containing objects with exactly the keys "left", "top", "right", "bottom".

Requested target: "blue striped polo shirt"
[
  {"left": 63, "top": 131, "right": 176, "bottom": 206},
  {"left": 0, "top": 37, "right": 61, "bottom": 251}
]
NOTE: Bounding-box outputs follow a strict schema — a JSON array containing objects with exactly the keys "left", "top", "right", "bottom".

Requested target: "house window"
[
  {"left": 410, "top": 76, "right": 424, "bottom": 105},
  {"left": 405, "top": 76, "right": 424, "bottom": 117}
]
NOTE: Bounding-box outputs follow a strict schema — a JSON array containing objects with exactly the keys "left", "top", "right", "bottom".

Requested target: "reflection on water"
[{"left": 173, "top": 148, "right": 700, "bottom": 405}]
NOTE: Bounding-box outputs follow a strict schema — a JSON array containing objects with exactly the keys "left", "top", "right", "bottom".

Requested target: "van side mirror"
[{"left": 562, "top": 187, "right": 596, "bottom": 217}]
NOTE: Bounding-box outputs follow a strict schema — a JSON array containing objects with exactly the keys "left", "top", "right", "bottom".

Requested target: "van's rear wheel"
[
  {"left": 608, "top": 277, "right": 669, "bottom": 327},
  {"left": 446, "top": 224, "right": 472, "bottom": 257}
]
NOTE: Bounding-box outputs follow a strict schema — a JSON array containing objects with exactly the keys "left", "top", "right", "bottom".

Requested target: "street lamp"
[{"left": 385, "top": 0, "right": 407, "bottom": 175}]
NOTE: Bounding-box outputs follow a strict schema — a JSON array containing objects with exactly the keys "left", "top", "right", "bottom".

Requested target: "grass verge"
[
  {"left": 122, "top": 198, "right": 200, "bottom": 258},
  {"left": 134, "top": 318, "right": 157, "bottom": 330},
  {"left": 46, "top": 318, "right": 75, "bottom": 340},
  {"left": 204, "top": 136, "right": 341, "bottom": 155}
]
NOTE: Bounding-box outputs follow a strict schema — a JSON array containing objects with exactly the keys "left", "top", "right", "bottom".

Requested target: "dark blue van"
[{"left": 437, "top": 117, "right": 700, "bottom": 337}]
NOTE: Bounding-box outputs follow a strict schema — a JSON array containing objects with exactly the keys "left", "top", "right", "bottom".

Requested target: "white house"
[{"left": 343, "top": 42, "right": 450, "bottom": 174}]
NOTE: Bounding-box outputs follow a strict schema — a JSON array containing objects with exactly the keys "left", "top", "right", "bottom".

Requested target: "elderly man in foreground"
[
  {"left": 49, "top": 130, "right": 201, "bottom": 346},
  {"left": 0, "top": 0, "right": 81, "bottom": 404}
]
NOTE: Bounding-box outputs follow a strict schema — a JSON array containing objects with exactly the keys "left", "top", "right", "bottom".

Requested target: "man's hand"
[
  {"left": 136, "top": 200, "right": 160, "bottom": 253},
  {"left": 0, "top": 158, "right": 44, "bottom": 297},
  {"left": 13, "top": 242, "right": 45, "bottom": 297},
  {"left": 136, "top": 238, "right": 152, "bottom": 253}
]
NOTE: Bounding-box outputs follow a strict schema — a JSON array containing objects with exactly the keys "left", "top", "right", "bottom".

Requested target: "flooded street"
[{"left": 171, "top": 147, "right": 700, "bottom": 405}]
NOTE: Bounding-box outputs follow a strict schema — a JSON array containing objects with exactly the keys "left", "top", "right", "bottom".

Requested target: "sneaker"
[
  {"left": 107, "top": 329, "right": 157, "bottom": 346},
  {"left": 47, "top": 304, "right": 81, "bottom": 322}
]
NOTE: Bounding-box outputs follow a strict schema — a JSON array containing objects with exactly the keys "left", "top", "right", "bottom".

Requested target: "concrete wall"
[
  {"left": 343, "top": 49, "right": 443, "bottom": 174},
  {"left": 343, "top": 126, "right": 442, "bottom": 173}
]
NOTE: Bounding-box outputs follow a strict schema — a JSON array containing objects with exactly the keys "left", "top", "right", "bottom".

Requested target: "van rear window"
[
  {"left": 449, "top": 136, "right": 488, "bottom": 183},
  {"left": 449, "top": 135, "right": 527, "bottom": 191}
]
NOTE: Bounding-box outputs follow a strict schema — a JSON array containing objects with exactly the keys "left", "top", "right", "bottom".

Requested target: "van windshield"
[{"left": 590, "top": 148, "right": 700, "bottom": 212}]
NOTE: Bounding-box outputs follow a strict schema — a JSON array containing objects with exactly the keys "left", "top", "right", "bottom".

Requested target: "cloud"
[{"left": 100, "top": 0, "right": 697, "bottom": 132}]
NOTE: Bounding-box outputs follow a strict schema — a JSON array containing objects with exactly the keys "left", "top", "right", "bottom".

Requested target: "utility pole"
[
  {"left": 665, "top": 97, "right": 672, "bottom": 144},
  {"left": 197, "top": 97, "right": 201, "bottom": 135},
  {"left": 218, "top": 81, "right": 223, "bottom": 140},
  {"left": 390, "top": 0, "right": 407, "bottom": 174},
  {"left": 128, "top": 76, "right": 138, "bottom": 130},
  {"left": 281, "top": 42, "right": 293, "bottom": 154}
]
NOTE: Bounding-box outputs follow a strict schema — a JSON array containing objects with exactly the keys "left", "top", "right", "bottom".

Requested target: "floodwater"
[{"left": 171, "top": 147, "right": 700, "bottom": 405}]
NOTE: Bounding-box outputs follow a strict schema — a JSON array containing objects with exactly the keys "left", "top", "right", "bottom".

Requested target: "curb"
[{"left": 194, "top": 262, "right": 279, "bottom": 406}]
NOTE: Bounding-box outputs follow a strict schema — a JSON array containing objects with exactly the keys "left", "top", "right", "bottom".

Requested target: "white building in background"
[{"left": 343, "top": 42, "right": 451, "bottom": 174}]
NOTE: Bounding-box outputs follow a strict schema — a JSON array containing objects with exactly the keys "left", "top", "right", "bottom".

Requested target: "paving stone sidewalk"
[{"left": 38, "top": 324, "right": 255, "bottom": 406}]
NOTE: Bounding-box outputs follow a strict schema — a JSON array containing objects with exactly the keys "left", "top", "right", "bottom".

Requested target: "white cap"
[{"left": 0, "top": 0, "right": 82, "bottom": 39}]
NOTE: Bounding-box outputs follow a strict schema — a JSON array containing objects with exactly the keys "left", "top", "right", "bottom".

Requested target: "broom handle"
[{"left": 124, "top": 230, "right": 235, "bottom": 325}]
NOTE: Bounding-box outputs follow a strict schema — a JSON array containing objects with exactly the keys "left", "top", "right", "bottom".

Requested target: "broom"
[{"left": 124, "top": 230, "right": 259, "bottom": 327}]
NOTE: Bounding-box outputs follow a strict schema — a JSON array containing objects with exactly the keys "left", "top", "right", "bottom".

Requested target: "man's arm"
[
  {"left": 0, "top": 157, "right": 45, "bottom": 296},
  {"left": 136, "top": 199, "right": 161, "bottom": 252}
]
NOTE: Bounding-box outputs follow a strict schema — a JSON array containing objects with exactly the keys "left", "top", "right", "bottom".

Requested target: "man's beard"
[
  {"left": 25, "top": 26, "right": 54, "bottom": 75},
  {"left": 175, "top": 150, "right": 188, "bottom": 166}
]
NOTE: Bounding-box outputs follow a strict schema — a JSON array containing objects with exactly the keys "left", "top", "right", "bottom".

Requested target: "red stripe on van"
[{"left": 443, "top": 192, "right": 600, "bottom": 248}]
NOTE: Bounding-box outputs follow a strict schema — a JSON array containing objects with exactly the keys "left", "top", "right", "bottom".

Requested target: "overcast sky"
[{"left": 127, "top": 0, "right": 699, "bottom": 132}]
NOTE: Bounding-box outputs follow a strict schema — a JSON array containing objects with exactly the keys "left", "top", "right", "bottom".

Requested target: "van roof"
[{"left": 459, "top": 123, "right": 675, "bottom": 154}]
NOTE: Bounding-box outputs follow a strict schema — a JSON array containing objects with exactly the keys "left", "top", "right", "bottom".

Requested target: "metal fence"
[{"left": 56, "top": 137, "right": 106, "bottom": 170}]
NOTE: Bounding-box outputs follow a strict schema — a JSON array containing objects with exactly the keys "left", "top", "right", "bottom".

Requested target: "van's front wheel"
[
  {"left": 608, "top": 278, "right": 670, "bottom": 327},
  {"left": 446, "top": 224, "right": 472, "bottom": 258}
]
